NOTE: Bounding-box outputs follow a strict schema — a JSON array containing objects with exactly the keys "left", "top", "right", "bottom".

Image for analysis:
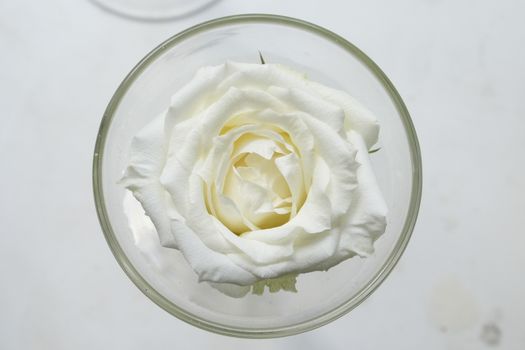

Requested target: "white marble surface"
[{"left": 1, "top": 0, "right": 524, "bottom": 348}]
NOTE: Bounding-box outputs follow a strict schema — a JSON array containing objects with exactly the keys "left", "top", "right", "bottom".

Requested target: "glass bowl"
[{"left": 93, "top": 14, "right": 422, "bottom": 338}]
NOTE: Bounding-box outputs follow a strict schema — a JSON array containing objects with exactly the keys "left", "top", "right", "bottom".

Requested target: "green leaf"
[
  {"left": 258, "top": 50, "right": 266, "bottom": 64},
  {"left": 251, "top": 274, "right": 298, "bottom": 295}
]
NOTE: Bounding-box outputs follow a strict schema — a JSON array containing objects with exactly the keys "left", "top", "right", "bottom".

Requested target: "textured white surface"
[{"left": 1, "top": 0, "right": 524, "bottom": 349}]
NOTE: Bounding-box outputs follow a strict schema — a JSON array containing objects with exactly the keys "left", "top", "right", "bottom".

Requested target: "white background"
[{"left": 1, "top": 0, "right": 524, "bottom": 349}]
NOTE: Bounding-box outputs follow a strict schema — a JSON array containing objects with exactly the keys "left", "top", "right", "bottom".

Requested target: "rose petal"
[
  {"left": 268, "top": 86, "right": 346, "bottom": 134},
  {"left": 242, "top": 157, "right": 333, "bottom": 243},
  {"left": 232, "top": 134, "right": 283, "bottom": 160},
  {"left": 197, "top": 87, "right": 289, "bottom": 149},
  {"left": 215, "top": 62, "right": 380, "bottom": 148},
  {"left": 337, "top": 131, "right": 388, "bottom": 256},
  {"left": 307, "top": 82, "right": 381, "bottom": 149},
  {"left": 274, "top": 153, "right": 305, "bottom": 216},
  {"left": 120, "top": 114, "right": 177, "bottom": 248},
  {"left": 165, "top": 64, "right": 228, "bottom": 132},
  {"left": 169, "top": 220, "right": 257, "bottom": 285},
  {"left": 297, "top": 110, "right": 359, "bottom": 217},
  {"left": 212, "top": 217, "right": 295, "bottom": 265},
  {"left": 228, "top": 229, "right": 339, "bottom": 279},
  {"left": 184, "top": 174, "right": 234, "bottom": 252}
]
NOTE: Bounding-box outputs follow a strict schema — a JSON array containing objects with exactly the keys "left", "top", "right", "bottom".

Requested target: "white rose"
[{"left": 121, "top": 61, "right": 387, "bottom": 295}]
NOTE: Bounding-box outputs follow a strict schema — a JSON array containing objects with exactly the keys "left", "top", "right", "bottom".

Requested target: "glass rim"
[{"left": 92, "top": 13, "right": 423, "bottom": 339}]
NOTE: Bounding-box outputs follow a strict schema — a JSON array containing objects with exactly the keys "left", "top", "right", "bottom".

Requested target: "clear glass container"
[{"left": 93, "top": 14, "right": 422, "bottom": 338}]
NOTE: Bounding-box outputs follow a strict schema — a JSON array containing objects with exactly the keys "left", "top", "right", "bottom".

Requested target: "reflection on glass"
[{"left": 89, "top": 0, "right": 219, "bottom": 21}]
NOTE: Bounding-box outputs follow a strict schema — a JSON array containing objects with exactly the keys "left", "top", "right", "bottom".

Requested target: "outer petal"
[
  {"left": 227, "top": 228, "right": 339, "bottom": 279},
  {"left": 297, "top": 110, "right": 359, "bottom": 217},
  {"left": 165, "top": 64, "right": 228, "bottom": 132},
  {"left": 337, "top": 131, "right": 387, "bottom": 256},
  {"left": 307, "top": 82, "right": 381, "bottom": 149},
  {"left": 120, "top": 114, "right": 177, "bottom": 248},
  {"left": 196, "top": 87, "right": 289, "bottom": 149},
  {"left": 267, "top": 86, "right": 346, "bottom": 135},
  {"left": 216, "top": 62, "right": 380, "bottom": 148},
  {"left": 170, "top": 220, "right": 257, "bottom": 285}
]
